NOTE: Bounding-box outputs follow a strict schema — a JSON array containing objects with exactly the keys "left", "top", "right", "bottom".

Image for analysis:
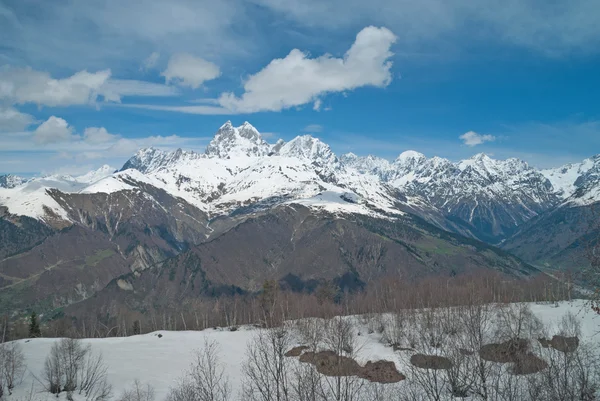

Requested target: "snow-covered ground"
[{"left": 3, "top": 300, "right": 599, "bottom": 401}]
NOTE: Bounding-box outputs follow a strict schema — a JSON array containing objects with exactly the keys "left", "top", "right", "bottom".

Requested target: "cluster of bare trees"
[
  {"left": 25, "top": 270, "right": 574, "bottom": 341},
  {"left": 0, "top": 342, "right": 25, "bottom": 398},
  {"left": 167, "top": 339, "right": 231, "bottom": 401},
  {"left": 41, "top": 338, "right": 112, "bottom": 401},
  {"left": 380, "top": 302, "right": 600, "bottom": 401}
]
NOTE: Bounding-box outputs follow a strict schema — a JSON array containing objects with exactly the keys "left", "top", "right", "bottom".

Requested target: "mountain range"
[{"left": 1, "top": 121, "right": 598, "bottom": 318}]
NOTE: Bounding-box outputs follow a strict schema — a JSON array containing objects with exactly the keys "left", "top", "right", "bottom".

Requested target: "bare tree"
[
  {"left": 1, "top": 342, "right": 25, "bottom": 394},
  {"left": 525, "top": 313, "right": 600, "bottom": 401},
  {"left": 457, "top": 301, "right": 499, "bottom": 400},
  {"left": 317, "top": 317, "right": 364, "bottom": 401},
  {"left": 43, "top": 338, "right": 89, "bottom": 395},
  {"left": 241, "top": 326, "right": 292, "bottom": 401},
  {"left": 167, "top": 338, "right": 230, "bottom": 401},
  {"left": 494, "top": 303, "right": 544, "bottom": 341},
  {"left": 120, "top": 380, "right": 155, "bottom": 401},
  {"left": 78, "top": 351, "right": 112, "bottom": 401}
]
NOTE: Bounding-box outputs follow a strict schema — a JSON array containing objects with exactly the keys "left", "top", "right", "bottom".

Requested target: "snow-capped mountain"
[
  {"left": 0, "top": 120, "right": 599, "bottom": 245},
  {"left": 0, "top": 174, "right": 26, "bottom": 188},
  {"left": 205, "top": 121, "right": 271, "bottom": 158},
  {"left": 0, "top": 165, "right": 115, "bottom": 222},
  {"left": 113, "top": 125, "right": 402, "bottom": 218},
  {"left": 542, "top": 155, "right": 600, "bottom": 206},
  {"left": 341, "top": 152, "right": 560, "bottom": 242}
]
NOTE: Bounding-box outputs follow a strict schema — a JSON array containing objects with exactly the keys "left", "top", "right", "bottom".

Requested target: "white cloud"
[
  {"left": 99, "top": 79, "right": 179, "bottom": 102},
  {"left": 0, "top": 67, "right": 110, "bottom": 107},
  {"left": 0, "top": 66, "right": 179, "bottom": 107},
  {"left": 142, "top": 52, "right": 160, "bottom": 70},
  {"left": 161, "top": 53, "right": 221, "bottom": 89},
  {"left": 0, "top": 115, "right": 212, "bottom": 174},
  {"left": 121, "top": 103, "right": 232, "bottom": 115},
  {"left": 218, "top": 26, "right": 397, "bottom": 113},
  {"left": 303, "top": 124, "right": 323, "bottom": 133},
  {"left": 0, "top": 107, "right": 35, "bottom": 132},
  {"left": 83, "top": 127, "right": 119, "bottom": 144},
  {"left": 33, "top": 116, "right": 75, "bottom": 144},
  {"left": 460, "top": 131, "right": 496, "bottom": 147}
]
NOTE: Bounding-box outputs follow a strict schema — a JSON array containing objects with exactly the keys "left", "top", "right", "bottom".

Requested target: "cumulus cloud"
[
  {"left": 0, "top": 115, "right": 212, "bottom": 174},
  {"left": 460, "top": 131, "right": 496, "bottom": 147},
  {"left": 83, "top": 127, "right": 119, "bottom": 144},
  {"left": 0, "top": 66, "right": 178, "bottom": 107},
  {"left": 33, "top": 116, "right": 75, "bottom": 144},
  {"left": 142, "top": 52, "right": 160, "bottom": 70},
  {"left": 217, "top": 26, "right": 396, "bottom": 113},
  {"left": 0, "top": 107, "right": 35, "bottom": 132},
  {"left": 161, "top": 53, "right": 221, "bottom": 89},
  {"left": 0, "top": 67, "right": 110, "bottom": 107}
]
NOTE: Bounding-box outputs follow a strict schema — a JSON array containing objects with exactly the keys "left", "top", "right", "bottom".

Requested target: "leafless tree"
[
  {"left": 494, "top": 303, "right": 544, "bottom": 341},
  {"left": 1, "top": 342, "right": 25, "bottom": 394},
  {"left": 78, "top": 351, "right": 112, "bottom": 401},
  {"left": 241, "top": 326, "right": 292, "bottom": 401},
  {"left": 167, "top": 338, "right": 230, "bottom": 401},
  {"left": 457, "top": 301, "right": 499, "bottom": 400},
  {"left": 317, "top": 317, "right": 364, "bottom": 401},
  {"left": 524, "top": 313, "right": 600, "bottom": 401},
  {"left": 43, "top": 338, "right": 89, "bottom": 395},
  {"left": 119, "top": 380, "right": 155, "bottom": 401}
]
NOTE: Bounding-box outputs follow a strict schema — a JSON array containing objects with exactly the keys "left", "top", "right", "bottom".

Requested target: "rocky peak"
[
  {"left": 76, "top": 165, "right": 115, "bottom": 184},
  {"left": 278, "top": 135, "right": 338, "bottom": 167},
  {"left": 0, "top": 174, "right": 25, "bottom": 188},
  {"left": 205, "top": 121, "right": 270, "bottom": 159}
]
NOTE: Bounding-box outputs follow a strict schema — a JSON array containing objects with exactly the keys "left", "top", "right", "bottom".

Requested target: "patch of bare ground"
[
  {"left": 511, "top": 353, "right": 548, "bottom": 375},
  {"left": 359, "top": 360, "right": 406, "bottom": 383},
  {"left": 539, "top": 335, "right": 579, "bottom": 353},
  {"left": 410, "top": 354, "right": 453, "bottom": 370},
  {"left": 479, "top": 338, "right": 529, "bottom": 363},
  {"left": 285, "top": 345, "right": 309, "bottom": 357},
  {"left": 392, "top": 343, "right": 414, "bottom": 352},
  {"left": 299, "top": 350, "right": 362, "bottom": 376},
  {"left": 296, "top": 350, "right": 405, "bottom": 383}
]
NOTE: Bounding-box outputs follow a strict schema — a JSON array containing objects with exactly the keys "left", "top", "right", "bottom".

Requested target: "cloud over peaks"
[
  {"left": 460, "top": 131, "right": 496, "bottom": 147},
  {"left": 218, "top": 26, "right": 397, "bottom": 113},
  {"left": 0, "top": 67, "right": 178, "bottom": 107},
  {"left": 161, "top": 53, "right": 221, "bottom": 89},
  {"left": 33, "top": 116, "right": 75, "bottom": 144}
]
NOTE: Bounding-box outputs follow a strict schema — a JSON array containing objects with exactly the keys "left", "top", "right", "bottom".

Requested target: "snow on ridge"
[{"left": 2, "top": 121, "right": 600, "bottom": 223}]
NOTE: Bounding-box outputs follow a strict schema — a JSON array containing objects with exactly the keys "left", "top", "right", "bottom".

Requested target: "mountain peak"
[
  {"left": 396, "top": 150, "right": 426, "bottom": 164},
  {"left": 205, "top": 121, "right": 270, "bottom": 159},
  {"left": 279, "top": 135, "right": 337, "bottom": 166},
  {"left": 220, "top": 120, "right": 233, "bottom": 129},
  {"left": 0, "top": 174, "right": 25, "bottom": 189}
]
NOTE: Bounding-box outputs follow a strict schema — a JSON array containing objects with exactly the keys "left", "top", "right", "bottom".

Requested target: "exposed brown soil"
[
  {"left": 392, "top": 344, "right": 415, "bottom": 352},
  {"left": 300, "top": 351, "right": 362, "bottom": 377},
  {"left": 539, "top": 335, "right": 579, "bottom": 353},
  {"left": 479, "top": 338, "right": 529, "bottom": 363},
  {"left": 511, "top": 353, "right": 548, "bottom": 375},
  {"left": 285, "top": 345, "right": 309, "bottom": 357},
  {"left": 410, "top": 354, "right": 453, "bottom": 370},
  {"left": 297, "top": 350, "right": 405, "bottom": 383},
  {"left": 358, "top": 360, "right": 406, "bottom": 383}
]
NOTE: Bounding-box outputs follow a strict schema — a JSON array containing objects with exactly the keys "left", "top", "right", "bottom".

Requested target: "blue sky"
[{"left": 1, "top": 0, "right": 600, "bottom": 175}]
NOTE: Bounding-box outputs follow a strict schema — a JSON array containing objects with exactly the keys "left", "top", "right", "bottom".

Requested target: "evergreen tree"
[
  {"left": 132, "top": 320, "right": 141, "bottom": 335},
  {"left": 28, "top": 311, "right": 41, "bottom": 338}
]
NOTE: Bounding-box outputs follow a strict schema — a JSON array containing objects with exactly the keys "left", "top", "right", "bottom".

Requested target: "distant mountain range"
[{"left": 1, "top": 121, "right": 598, "bottom": 318}]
